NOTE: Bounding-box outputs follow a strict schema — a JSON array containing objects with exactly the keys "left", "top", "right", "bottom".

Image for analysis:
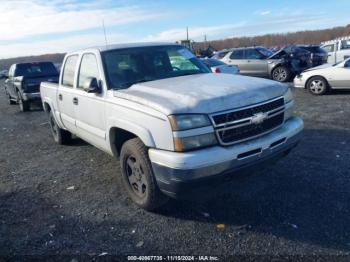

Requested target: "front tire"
[
  {"left": 18, "top": 92, "right": 30, "bottom": 112},
  {"left": 120, "top": 138, "right": 168, "bottom": 211},
  {"left": 272, "top": 66, "right": 291, "bottom": 82},
  {"left": 8, "top": 95, "right": 16, "bottom": 105},
  {"left": 307, "top": 76, "right": 328, "bottom": 95},
  {"left": 49, "top": 111, "right": 71, "bottom": 145}
]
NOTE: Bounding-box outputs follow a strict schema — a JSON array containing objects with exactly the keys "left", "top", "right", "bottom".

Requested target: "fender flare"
[{"left": 107, "top": 117, "right": 156, "bottom": 155}]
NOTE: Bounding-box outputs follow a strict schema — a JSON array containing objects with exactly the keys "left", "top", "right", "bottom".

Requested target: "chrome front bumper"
[
  {"left": 293, "top": 76, "right": 307, "bottom": 88},
  {"left": 149, "top": 117, "right": 303, "bottom": 198}
]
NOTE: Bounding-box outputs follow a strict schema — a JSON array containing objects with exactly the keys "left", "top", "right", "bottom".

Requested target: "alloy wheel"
[
  {"left": 273, "top": 68, "right": 287, "bottom": 82},
  {"left": 125, "top": 155, "right": 147, "bottom": 198},
  {"left": 309, "top": 80, "right": 325, "bottom": 94}
]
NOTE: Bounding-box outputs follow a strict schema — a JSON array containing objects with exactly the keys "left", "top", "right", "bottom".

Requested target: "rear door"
[
  {"left": 57, "top": 55, "right": 79, "bottom": 133},
  {"left": 73, "top": 52, "right": 107, "bottom": 149}
]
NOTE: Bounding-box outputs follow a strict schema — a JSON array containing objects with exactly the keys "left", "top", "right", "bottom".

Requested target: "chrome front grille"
[{"left": 210, "top": 97, "right": 285, "bottom": 146}]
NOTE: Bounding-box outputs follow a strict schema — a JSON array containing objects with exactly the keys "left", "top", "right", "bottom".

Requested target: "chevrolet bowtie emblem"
[{"left": 251, "top": 112, "right": 268, "bottom": 125}]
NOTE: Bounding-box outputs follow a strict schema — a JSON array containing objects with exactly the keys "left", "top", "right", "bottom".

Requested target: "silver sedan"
[{"left": 294, "top": 58, "right": 350, "bottom": 95}]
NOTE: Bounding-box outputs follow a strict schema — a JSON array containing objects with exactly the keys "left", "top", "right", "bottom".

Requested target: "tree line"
[{"left": 194, "top": 24, "right": 350, "bottom": 51}]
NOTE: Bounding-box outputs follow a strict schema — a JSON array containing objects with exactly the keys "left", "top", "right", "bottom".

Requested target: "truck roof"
[
  {"left": 321, "top": 36, "right": 350, "bottom": 45},
  {"left": 68, "top": 42, "right": 179, "bottom": 55}
]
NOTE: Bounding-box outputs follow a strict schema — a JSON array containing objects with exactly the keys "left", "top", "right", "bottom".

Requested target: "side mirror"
[{"left": 83, "top": 77, "right": 102, "bottom": 93}]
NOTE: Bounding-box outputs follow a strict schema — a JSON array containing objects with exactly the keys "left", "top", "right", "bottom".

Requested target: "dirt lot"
[{"left": 0, "top": 80, "right": 349, "bottom": 260}]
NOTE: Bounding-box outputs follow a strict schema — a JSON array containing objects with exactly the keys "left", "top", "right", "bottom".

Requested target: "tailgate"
[{"left": 23, "top": 75, "right": 59, "bottom": 93}]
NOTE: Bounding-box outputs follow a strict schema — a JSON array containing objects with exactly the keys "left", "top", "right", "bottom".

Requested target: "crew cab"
[
  {"left": 5, "top": 62, "right": 59, "bottom": 111},
  {"left": 40, "top": 43, "right": 303, "bottom": 210}
]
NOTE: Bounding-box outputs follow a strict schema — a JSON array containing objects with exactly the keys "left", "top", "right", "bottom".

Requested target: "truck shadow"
[{"left": 157, "top": 128, "right": 350, "bottom": 252}]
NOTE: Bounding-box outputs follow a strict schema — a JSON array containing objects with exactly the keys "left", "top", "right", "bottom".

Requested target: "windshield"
[
  {"left": 102, "top": 45, "right": 210, "bottom": 89},
  {"left": 15, "top": 62, "right": 58, "bottom": 77}
]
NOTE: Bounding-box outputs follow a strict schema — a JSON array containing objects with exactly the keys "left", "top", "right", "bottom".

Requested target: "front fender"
[{"left": 107, "top": 117, "right": 156, "bottom": 150}]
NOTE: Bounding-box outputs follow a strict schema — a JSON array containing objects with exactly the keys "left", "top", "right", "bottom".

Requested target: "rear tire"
[
  {"left": 120, "top": 138, "right": 168, "bottom": 211},
  {"left": 307, "top": 76, "right": 328, "bottom": 95},
  {"left": 272, "top": 66, "right": 291, "bottom": 82},
  {"left": 49, "top": 111, "right": 71, "bottom": 145}
]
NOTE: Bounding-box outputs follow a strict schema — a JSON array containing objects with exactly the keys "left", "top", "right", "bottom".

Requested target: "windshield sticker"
[{"left": 177, "top": 48, "right": 195, "bottom": 59}]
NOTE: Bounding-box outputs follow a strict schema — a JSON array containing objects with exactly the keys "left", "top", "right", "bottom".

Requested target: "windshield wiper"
[
  {"left": 118, "top": 78, "right": 155, "bottom": 89},
  {"left": 177, "top": 71, "right": 203, "bottom": 77}
]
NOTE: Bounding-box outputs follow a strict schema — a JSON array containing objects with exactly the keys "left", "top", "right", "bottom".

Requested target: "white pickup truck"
[
  {"left": 40, "top": 43, "right": 303, "bottom": 210},
  {"left": 321, "top": 37, "right": 350, "bottom": 64}
]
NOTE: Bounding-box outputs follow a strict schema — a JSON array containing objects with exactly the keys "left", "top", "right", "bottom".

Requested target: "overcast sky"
[{"left": 0, "top": 0, "right": 349, "bottom": 58}]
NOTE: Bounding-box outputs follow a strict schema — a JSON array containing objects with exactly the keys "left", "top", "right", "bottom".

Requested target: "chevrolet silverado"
[{"left": 40, "top": 43, "right": 303, "bottom": 210}]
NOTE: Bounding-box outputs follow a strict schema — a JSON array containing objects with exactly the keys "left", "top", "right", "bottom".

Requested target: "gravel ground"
[{"left": 0, "top": 80, "right": 350, "bottom": 260}]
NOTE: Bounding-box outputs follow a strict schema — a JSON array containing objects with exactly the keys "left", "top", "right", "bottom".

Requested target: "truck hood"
[{"left": 113, "top": 73, "right": 288, "bottom": 115}]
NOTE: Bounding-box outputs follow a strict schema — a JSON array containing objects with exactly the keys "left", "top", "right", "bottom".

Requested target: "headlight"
[
  {"left": 169, "top": 114, "right": 211, "bottom": 131},
  {"left": 174, "top": 133, "right": 217, "bottom": 152},
  {"left": 283, "top": 88, "right": 294, "bottom": 121},
  {"left": 283, "top": 88, "right": 293, "bottom": 104}
]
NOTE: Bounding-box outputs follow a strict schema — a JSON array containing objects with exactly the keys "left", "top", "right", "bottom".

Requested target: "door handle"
[
  {"left": 58, "top": 94, "right": 63, "bottom": 101},
  {"left": 73, "top": 97, "right": 78, "bottom": 105}
]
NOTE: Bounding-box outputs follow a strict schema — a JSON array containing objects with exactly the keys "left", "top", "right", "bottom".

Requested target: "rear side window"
[
  {"left": 230, "top": 50, "right": 244, "bottom": 59},
  {"left": 78, "top": 54, "right": 100, "bottom": 89},
  {"left": 62, "top": 55, "right": 78, "bottom": 87}
]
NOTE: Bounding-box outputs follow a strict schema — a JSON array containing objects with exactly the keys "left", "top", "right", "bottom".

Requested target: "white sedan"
[
  {"left": 294, "top": 58, "right": 350, "bottom": 95},
  {"left": 201, "top": 58, "right": 240, "bottom": 74}
]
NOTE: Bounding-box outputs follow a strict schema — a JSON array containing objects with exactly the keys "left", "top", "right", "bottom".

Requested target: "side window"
[
  {"left": 78, "top": 54, "right": 100, "bottom": 89},
  {"left": 323, "top": 44, "right": 334, "bottom": 53},
  {"left": 340, "top": 40, "right": 350, "bottom": 50},
  {"left": 245, "top": 49, "right": 263, "bottom": 59},
  {"left": 61, "top": 55, "right": 78, "bottom": 87},
  {"left": 230, "top": 50, "right": 244, "bottom": 59}
]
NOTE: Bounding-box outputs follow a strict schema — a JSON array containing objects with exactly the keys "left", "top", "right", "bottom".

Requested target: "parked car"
[
  {"left": 321, "top": 36, "right": 350, "bottom": 64},
  {"left": 294, "top": 58, "right": 350, "bottom": 95},
  {"left": 5, "top": 62, "right": 59, "bottom": 111},
  {"left": 201, "top": 58, "right": 240, "bottom": 74},
  {"left": 40, "top": 43, "right": 303, "bottom": 210},
  {"left": 220, "top": 46, "right": 323, "bottom": 82}
]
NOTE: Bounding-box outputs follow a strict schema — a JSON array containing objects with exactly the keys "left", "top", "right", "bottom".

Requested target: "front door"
[
  {"left": 74, "top": 53, "right": 107, "bottom": 150},
  {"left": 328, "top": 61, "right": 350, "bottom": 88}
]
